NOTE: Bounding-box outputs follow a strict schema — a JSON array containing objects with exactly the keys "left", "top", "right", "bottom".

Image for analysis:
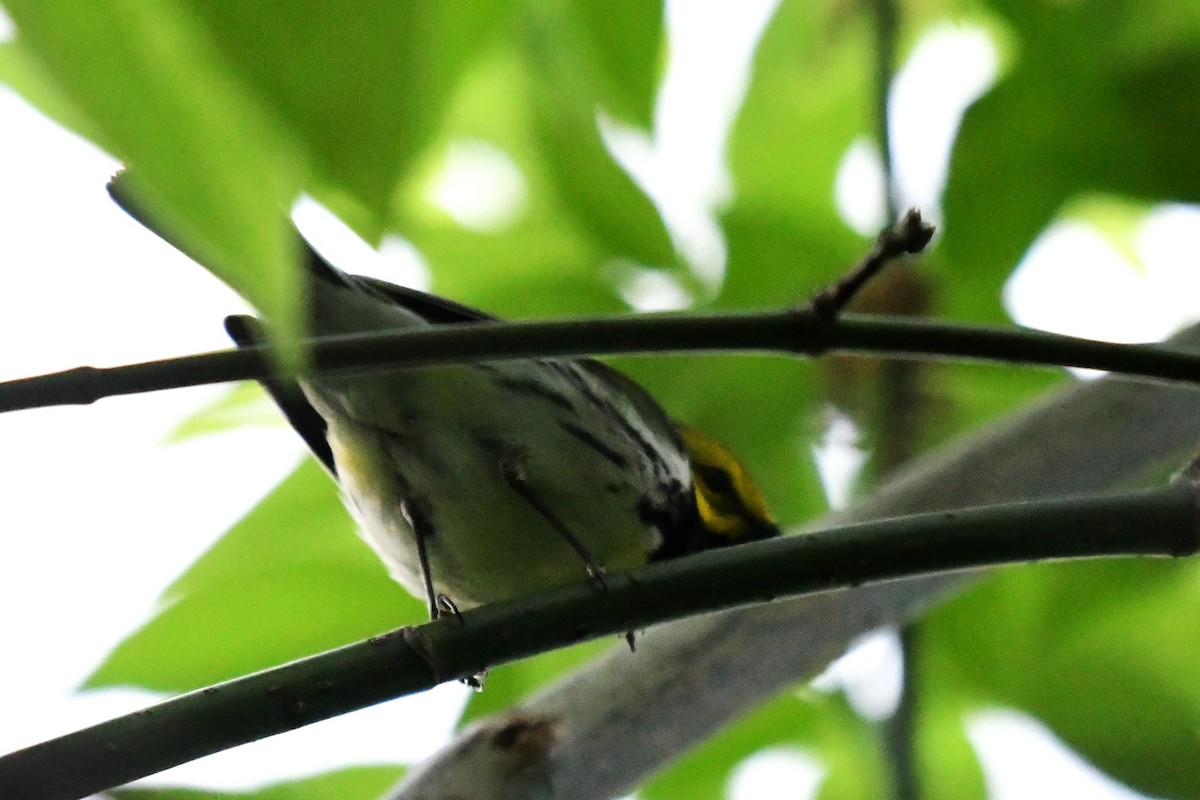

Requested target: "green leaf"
[
  {"left": 179, "top": 0, "right": 516, "bottom": 225},
  {"left": 518, "top": 8, "right": 678, "bottom": 269},
  {"left": 915, "top": 709, "right": 987, "bottom": 800},
  {"left": 165, "top": 384, "right": 286, "bottom": 443},
  {"left": 643, "top": 691, "right": 887, "bottom": 800},
  {"left": 922, "top": 558, "right": 1200, "bottom": 798},
  {"left": 725, "top": 0, "right": 873, "bottom": 238},
  {"left": 86, "top": 461, "right": 422, "bottom": 692},
  {"left": 5, "top": 0, "right": 306, "bottom": 346},
  {"left": 0, "top": 41, "right": 102, "bottom": 144},
  {"left": 1058, "top": 195, "right": 1152, "bottom": 269},
  {"left": 570, "top": 0, "right": 664, "bottom": 127},
  {"left": 643, "top": 694, "right": 813, "bottom": 800},
  {"left": 943, "top": 0, "right": 1200, "bottom": 312},
  {"left": 530, "top": 95, "right": 676, "bottom": 270},
  {"left": 909, "top": 639, "right": 989, "bottom": 800},
  {"left": 406, "top": 211, "right": 620, "bottom": 318},
  {"left": 398, "top": 43, "right": 672, "bottom": 307},
  {"left": 810, "top": 692, "right": 889, "bottom": 800},
  {"left": 110, "top": 765, "right": 404, "bottom": 800},
  {"left": 719, "top": 205, "right": 866, "bottom": 308},
  {"left": 386, "top": 48, "right": 622, "bottom": 306}
]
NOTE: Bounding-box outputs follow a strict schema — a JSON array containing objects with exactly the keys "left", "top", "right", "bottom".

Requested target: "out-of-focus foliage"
[
  {"left": 4, "top": 0, "right": 1200, "bottom": 796},
  {"left": 85, "top": 461, "right": 422, "bottom": 691},
  {"left": 943, "top": 0, "right": 1200, "bottom": 294},
  {"left": 923, "top": 558, "right": 1200, "bottom": 798}
]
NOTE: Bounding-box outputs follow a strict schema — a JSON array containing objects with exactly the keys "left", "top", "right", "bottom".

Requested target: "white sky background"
[{"left": 1, "top": 3, "right": 1199, "bottom": 799}]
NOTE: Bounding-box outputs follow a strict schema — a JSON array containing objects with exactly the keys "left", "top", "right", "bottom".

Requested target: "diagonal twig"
[{"left": 810, "top": 208, "right": 935, "bottom": 318}]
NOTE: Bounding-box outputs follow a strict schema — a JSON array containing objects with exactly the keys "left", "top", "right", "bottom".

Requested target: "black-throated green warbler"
[{"left": 111, "top": 180, "right": 779, "bottom": 617}]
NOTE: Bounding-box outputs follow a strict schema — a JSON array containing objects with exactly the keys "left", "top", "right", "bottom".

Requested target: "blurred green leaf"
[
  {"left": 180, "top": 0, "right": 515, "bottom": 227},
  {"left": 943, "top": 0, "right": 1200, "bottom": 314},
  {"left": 724, "top": 0, "right": 873, "bottom": 244},
  {"left": 518, "top": 7, "right": 678, "bottom": 270},
  {"left": 719, "top": 205, "right": 866, "bottom": 308},
  {"left": 810, "top": 692, "right": 889, "bottom": 800},
  {"left": 86, "top": 461, "right": 422, "bottom": 691},
  {"left": 644, "top": 690, "right": 887, "bottom": 800},
  {"left": 161, "top": 461, "right": 356, "bottom": 596},
  {"left": 923, "top": 558, "right": 1200, "bottom": 798},
  {"left": 909, "top": 640, "right": 988, "bottom": 800},
  {"left": 643, "top": 694, "right": 814, "bottom": 800},
  {"left": 529, "top": 97, "right": 676, "bottom": 269},
  {"left": 87, "top": 563, "right": 417, "bottom": 691},
  {"left": 1058, "top": 195, "right": 1152, "bottom": 268},
  {"left": 5, "top": 0, "right": 306, "bottom": 346},
  {"left": 110, "top": 765, "right": 404, "bottom": 800},
  {"left": 397, "top": 46, "right": 662, "bottom": 312},
  {"left": 0, "top": 42, "right": 101, "bottom": 143},
  {"left": 406, "top": 211, "right": 619, "bottom": 318},
  {"left": 166, "top": 384, "right": 285, "bottom": 443},
  {"left": 570, "top": 0, "right": 664, "bottom": 127}
]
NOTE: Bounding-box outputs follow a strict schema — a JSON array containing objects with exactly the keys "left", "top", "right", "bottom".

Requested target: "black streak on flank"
[
  {"left": 489, "top": 373, "right": 576, "bottom": 413},
  {"left": 550, "top": 362, "right": 672, "bottom": 480},
  {"left": 559, "top": 420, "right": 630, "bottom": 469}
]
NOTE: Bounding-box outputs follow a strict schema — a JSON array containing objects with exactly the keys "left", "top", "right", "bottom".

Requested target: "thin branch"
[
  {"left": 1, "top": 484, "right": 1198, "bottom": 800},
  {"left": 867, "top": 0, "right": 900, "bottom": 222},
  {"left": 884, "top": 627, "right": 922, "bottom": 800},
  {"left": 861, "top": 5, "right": 923, "bottom": 794},
  {"left": 3, "top": 311, "right": 1200, "bottom": 413},
  {"left": 812, "top": 209, "right": 933, "bottom": 316},
  {"left": 0, "top": 210, "right": 1193, "bottom": 415}
]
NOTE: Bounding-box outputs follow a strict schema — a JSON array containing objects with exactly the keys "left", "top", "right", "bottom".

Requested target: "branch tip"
[
  {"left": 810, "top": 208, "right": 935, "bottom": 319},
  {"left": 894, "top": 208, "right": 935, "bottom": 254}
]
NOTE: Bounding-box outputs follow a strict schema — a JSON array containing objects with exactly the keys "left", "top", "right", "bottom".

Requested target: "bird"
[{"left": 108, "top": 177, "right": 780, "bottom": 620}]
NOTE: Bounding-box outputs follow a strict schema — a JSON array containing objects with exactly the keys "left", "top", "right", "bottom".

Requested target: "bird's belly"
[
  {"left": 348, "top": 474, "right": 656, "bottom": 609},
  {"left": 326, "top": 403, "right": 667, "bottom": 609}
]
